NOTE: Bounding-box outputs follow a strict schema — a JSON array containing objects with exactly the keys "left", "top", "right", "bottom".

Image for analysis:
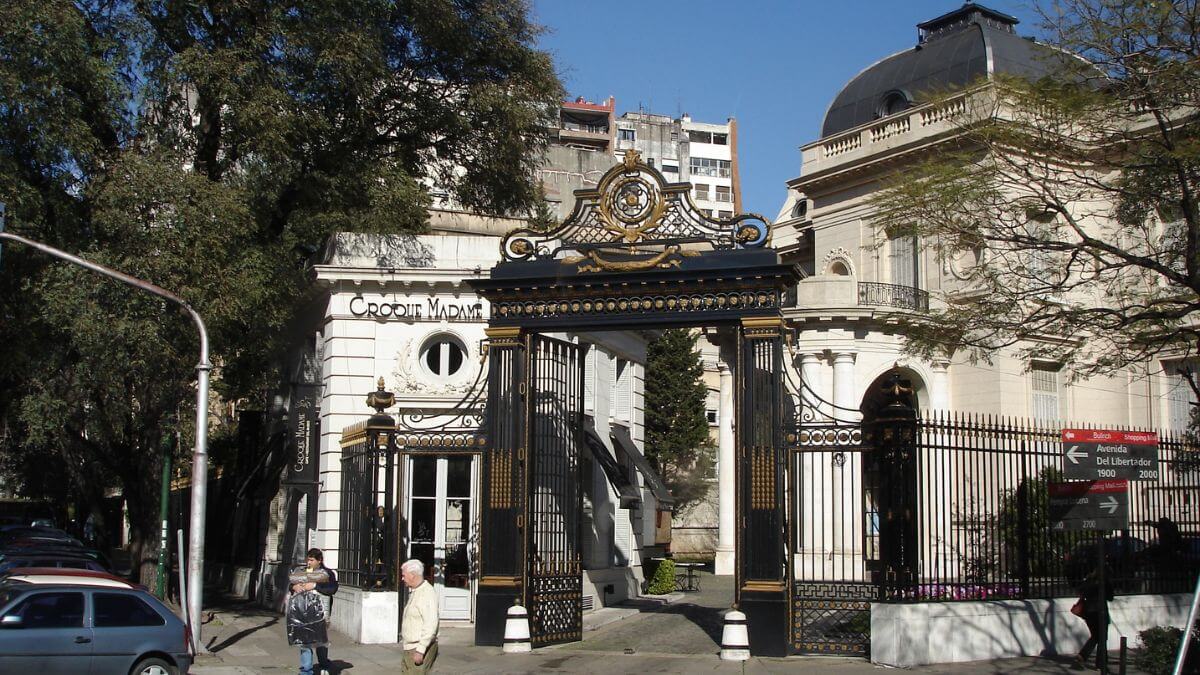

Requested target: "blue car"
[{"left": 0, "top": 577, "right": 192, "bottom": 674}]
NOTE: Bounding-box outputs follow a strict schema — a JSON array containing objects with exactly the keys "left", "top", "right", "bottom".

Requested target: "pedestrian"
[
  {"left": 401, "top": 558, "right": 439, "bottom": 673},
  {"left": 289, "top": 548, "right": 339, "bottom": 675},
  {"left": 1073, "top": 561, "right": 1114, "bottom": 672}
]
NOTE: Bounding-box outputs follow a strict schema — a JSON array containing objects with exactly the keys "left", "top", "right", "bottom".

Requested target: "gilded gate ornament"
[{"left": 500, "top": 149, "right": 770, "bottom": 271}]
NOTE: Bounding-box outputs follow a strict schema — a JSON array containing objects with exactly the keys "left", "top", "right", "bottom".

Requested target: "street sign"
[
  {"left": 1061, "top": 429, "right": 1159, "bottom": 481},
  {"left": 1048, "top": 480, "right": 1129, "bottom": 531}
]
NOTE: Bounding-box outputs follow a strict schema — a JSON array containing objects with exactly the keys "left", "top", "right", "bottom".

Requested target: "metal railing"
[
  {"left": 857, "top": 282, "right": 929, "bottom": 311},
  {"left": 879, "top": 413, "right": 1199, "bottom": 601}
]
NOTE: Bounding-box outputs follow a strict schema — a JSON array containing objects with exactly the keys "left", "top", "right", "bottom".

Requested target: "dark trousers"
[{"left": 1079, "top": 614, "right": 1108, "bottom": 670}]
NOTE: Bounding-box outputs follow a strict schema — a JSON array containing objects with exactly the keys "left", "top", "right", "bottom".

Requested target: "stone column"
[
  {"left": 830, "top": 352, "right": 858, "bottom": 576},
  {"left": 831, "top": 351, "right": 859, "bottom": 421},
  {"left": 714, "top": 360, "right": 736, "bottom": 576},
  {"left": 930, "top": 358, "right": 950, "bottom": 411},
  {"left": 799, "top": 352, "right": 823, "bottom": 421}
]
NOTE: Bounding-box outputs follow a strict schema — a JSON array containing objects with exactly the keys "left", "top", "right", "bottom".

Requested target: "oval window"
[{"left": 421, "top": 335, "right": 467, "bottom": 377}]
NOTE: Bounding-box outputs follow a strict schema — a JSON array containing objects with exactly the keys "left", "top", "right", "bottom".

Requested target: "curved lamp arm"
[{"left": 0, "top": 230, "right": 210, "bottom": 652}]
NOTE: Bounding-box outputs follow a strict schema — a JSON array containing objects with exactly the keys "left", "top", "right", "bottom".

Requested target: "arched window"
[{"left": 878, "top": 91, "right": 910, "bottom": 118}]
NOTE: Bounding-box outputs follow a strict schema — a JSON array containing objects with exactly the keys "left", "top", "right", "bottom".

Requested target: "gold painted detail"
[
  {"left": 496, "top": 290, "right": 775, "bottom": 318},
  {"left": 478, "top": 576, "right": 522, "bottom": 588},
  {"left": 489, "top": 449, "right": 513, "bottom": 508},
  {"left": 396, "top": 433, "right": 487, "bottom": 449},
  {"left": 742, "top": 580, "right": 786, "bottom": 592},
  {"left": 340, "top": 420, "right": 368, "bottom": 445},
  {"left": 563, "top": 245, "right": 698, "bottom": 273},
  {"left": 498, "top": 150, "right": 774, "bottom": 264},
  {"left": 484, "top": 326, "right": 522, "bottom": 341},
  {"left": 750, "top": 446, "right": 776, "bottom": 509},
  {"left": 366, "top": 377, "right": 395, "bottom": 413},
  {"left": 741, "top": 316, "right": 784, "bottom": 339}
]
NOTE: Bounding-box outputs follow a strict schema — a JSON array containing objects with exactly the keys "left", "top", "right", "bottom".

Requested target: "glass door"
[{"left": 405, "top": 455, "right": 475, "bottom": 620}]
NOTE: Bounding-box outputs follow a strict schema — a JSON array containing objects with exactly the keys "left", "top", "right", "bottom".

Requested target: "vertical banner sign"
[
  {"left": 1061, "top": 429, "right": 1158, "bottom": 481},
  {"left": 286, "top": 385, "right": 322, "bottom": 486},
  {"left": 1048, "top": 480, "right": 1130, "bottom": 531}
]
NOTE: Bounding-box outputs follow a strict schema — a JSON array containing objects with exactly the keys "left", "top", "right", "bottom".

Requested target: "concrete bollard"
[
  {"left": 503, "top": 603, "right": 531, "bottom": 653},
  {"left": 720, "top": 609, "right": 750, "bottom": 661}
]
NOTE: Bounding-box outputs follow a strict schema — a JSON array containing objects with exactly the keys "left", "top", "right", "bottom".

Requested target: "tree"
[
  {"left": 644, "top": 329, "right": 715, "bottom": 516},
  {"left": 870, "top": 0, "right": 1200, "bottom": 378},
  {"left": 996, "top": 466, "right": 1079, "bottom": 579},
  {"left": 0, "top": 0, "right": 561, "bottom": 580}
]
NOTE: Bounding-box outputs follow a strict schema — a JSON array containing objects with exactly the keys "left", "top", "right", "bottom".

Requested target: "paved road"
[{"left": 560, "top": 568, "right": 732, "bottom": 655}]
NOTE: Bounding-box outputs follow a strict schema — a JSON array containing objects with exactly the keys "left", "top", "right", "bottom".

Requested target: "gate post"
[
  {"left": 475, "top": 327, "right": 527, "bottom": 646},
  {"left": 736, "top": 317, "right": 789, "bottom": 656},
  {"left": 866, "top": 370, "right": 919, "bottom": 599}
]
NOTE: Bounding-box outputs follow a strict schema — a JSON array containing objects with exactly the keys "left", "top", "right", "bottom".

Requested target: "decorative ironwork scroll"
[{"left": 500, "top": 149, "right": 770, "bottom": 270}]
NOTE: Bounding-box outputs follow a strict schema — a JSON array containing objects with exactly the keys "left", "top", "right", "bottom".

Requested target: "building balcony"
[
  {"left": 558, "top": 127, "right": 611, "bottom": 147},
  {"left": 795, "top": 88, "right": 993, "bottom": 186},
  {"left": 857, "top": 282, "right": 929, "bottom": 312},
  {"left": 788, "top": 276, "right": 930, "bottom": 316}
]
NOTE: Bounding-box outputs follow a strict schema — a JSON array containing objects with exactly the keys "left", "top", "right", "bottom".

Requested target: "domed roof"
[{"left": 820, "top": 4, "right": 1072, "bottom": 138}]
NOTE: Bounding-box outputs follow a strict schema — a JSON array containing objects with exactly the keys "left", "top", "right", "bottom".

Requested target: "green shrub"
[
  {"left": 1137, "top": 626, "right": 1199, "bottom": 675},
  {"left": 646, "top": 558, "right": 675, "bottom": 595}
]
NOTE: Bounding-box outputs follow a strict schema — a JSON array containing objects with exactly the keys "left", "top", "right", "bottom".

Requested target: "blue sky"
[{"left": 532, "top": 0, "right": 1042, "bottom": 218}]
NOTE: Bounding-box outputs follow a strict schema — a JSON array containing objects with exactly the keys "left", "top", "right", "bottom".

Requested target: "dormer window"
[{"left": 878, "top": 91, "right": 910, "bottom": 118}]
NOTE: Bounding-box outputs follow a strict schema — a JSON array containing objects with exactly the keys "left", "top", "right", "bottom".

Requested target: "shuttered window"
[
  {"left": 1031, "top": 364, "right": 1060, "bottom": 421},
  {"left": 1165, "top": 360, "right": 1198, "bottom": 431},
  {"left": 890, "top": 234, "right": 919, "bottom": 288},
  {"left": 613, "top": 358, "right": 631, "bottom": 423}
]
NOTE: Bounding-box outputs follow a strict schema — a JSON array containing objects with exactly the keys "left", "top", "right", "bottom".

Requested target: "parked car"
[
  {"left": 0, "top": 544, "right": 112, "bottom": 571},
  {"left": 1062, "top": 536, "right": 1148, "bottom": 587},
  {"left": 1, "top": 568, "right": 140, "bottom": 589},
  {"left": 0, "top": 555, "right": 110, "bottom": 574},
  {"left": 0, "top": 577, "right": 191, "bottom": 674},
  {"left": 0, "top": 526, "right": 80, "bottom": 548}
]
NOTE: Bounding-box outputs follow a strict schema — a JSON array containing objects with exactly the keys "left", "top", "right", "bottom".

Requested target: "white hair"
[{"left": 401, "top": 559, "right": 424, "bottom": 576}]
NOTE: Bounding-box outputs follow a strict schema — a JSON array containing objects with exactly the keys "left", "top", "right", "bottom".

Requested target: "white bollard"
[
  {"left": 720, "top": 609, "right": 750, "bottom": 661},
  {"left": 503, "top": 603, "right": 531, "bottom": 653}
]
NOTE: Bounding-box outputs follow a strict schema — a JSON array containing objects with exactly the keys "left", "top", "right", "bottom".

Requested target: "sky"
[{"left": 532, "top": 0, "right": 1044, "bottom": 219}]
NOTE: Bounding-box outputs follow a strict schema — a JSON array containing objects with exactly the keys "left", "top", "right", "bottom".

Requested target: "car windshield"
[{"left": 0, "top": 586, "right": 26, "bottom": 610}]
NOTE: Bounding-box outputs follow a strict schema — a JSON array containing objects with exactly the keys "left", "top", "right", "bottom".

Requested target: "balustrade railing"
[{"left": 857, "top": 282, "right": 929, "bottom": 311}]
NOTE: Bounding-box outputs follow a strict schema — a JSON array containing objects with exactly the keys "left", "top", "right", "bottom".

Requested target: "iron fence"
[
  {"left": 877, "top": 412, "right": 1199, "bottom": 601},
  {"left": 337, "top": 425, "right": 395, "bottom": 590}
]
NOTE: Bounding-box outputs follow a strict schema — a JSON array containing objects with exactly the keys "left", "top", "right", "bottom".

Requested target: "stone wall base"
[{"left": 872, "top": 593, "right": 1193, "bottom": 667}]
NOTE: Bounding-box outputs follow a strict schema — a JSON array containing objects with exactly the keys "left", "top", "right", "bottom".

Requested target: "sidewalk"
[{"left": 188, "top": 594, "right": 1146, "bottom": 674}]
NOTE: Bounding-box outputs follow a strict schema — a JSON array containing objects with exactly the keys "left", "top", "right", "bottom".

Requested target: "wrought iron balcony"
[{"left": 857, "top": 282, "right": 929, "bottom": 311}]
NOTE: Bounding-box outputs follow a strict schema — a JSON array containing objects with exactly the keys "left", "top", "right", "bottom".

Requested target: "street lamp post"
[{"left": 0, "top": 228, "right": 211, "bottom": 650}]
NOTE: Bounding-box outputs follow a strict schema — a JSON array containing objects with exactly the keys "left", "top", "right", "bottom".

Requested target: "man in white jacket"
[{"left": 400, "top": 559, "right": 439, "bottom": 673}]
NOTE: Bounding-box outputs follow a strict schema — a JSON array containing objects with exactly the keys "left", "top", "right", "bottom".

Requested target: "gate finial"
[{"left": 366, "top": 376, "right": 395, "bottom": 413}]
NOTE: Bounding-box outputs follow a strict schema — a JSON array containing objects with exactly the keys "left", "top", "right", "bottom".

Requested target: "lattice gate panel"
[
  {"left": 792, "top": 582, "right": 873, "bottom": 656},
  {"left": 526, "top": 335, "right": 584, "bottom": 647},
  {"left": 788, "top": 422, "right": 873, "bottom": 657},
  {"left": 529, "top": 561, "right": 583, "bottom": 646}
]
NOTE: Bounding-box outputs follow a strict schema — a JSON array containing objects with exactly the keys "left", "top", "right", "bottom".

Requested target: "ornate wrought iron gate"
[
  {"left": 469, "top": 150, "right": 798, "bottom": 651},
  {"left": 789, "top": 422, "right": 872, "bottom": 656},
  {"left": 525, "top": 335, "right": 584, "bottom": 646}
]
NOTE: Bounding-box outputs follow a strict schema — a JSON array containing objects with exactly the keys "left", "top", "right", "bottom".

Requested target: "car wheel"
[{"left": 130, "top": 656, "right": 177, "bottom": 675}]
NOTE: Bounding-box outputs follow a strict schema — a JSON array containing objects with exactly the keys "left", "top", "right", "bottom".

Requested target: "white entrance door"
[{"left": 406, "top": 455, "right": 475, "bottom": 621}]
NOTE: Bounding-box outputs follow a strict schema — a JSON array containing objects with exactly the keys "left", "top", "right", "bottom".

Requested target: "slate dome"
[{"left": 821, "top": 3, "right": 1073, "bottom": 138}]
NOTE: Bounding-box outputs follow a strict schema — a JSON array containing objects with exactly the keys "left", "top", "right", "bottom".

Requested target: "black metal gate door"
[
  {"left": 525, "top": 335, "right": 584, "bottom": 647},
  {"left": 789, "top": 423, "right": 873, "bottom": 656}
]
